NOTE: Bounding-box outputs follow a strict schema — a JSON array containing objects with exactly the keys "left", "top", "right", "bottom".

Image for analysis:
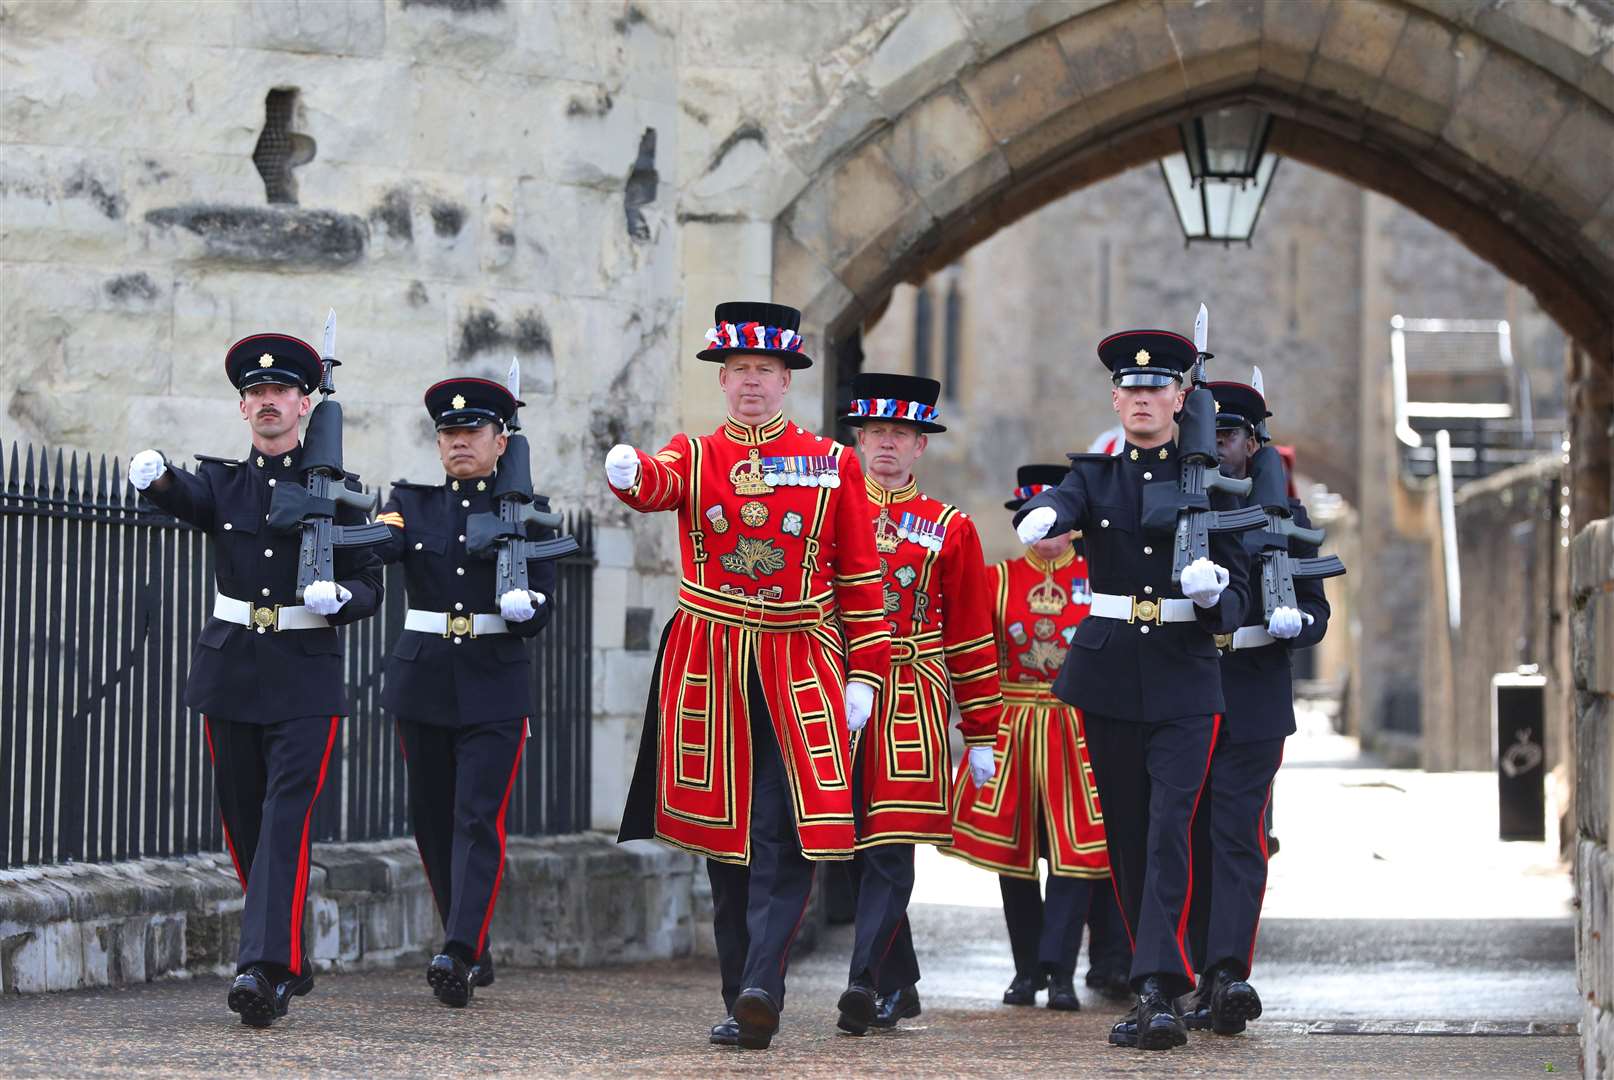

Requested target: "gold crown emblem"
[
  {"left": 258, "top": 353, "right": 275, "bottom": 368},
  {"left": 451, "top": 394, "right": 467, "bottom": 410},
  {"left": 874, "top": 509, "right": 901, "bottom": 555},
  {"left": 729, "top": 448, "right": 772, "bottom": 496},
  {"left": 1028, "top": 575, "right": 1067, "bottom": 616},
  {"left": 1134, "top": 349, "right": 1151, "bottom": 366}
]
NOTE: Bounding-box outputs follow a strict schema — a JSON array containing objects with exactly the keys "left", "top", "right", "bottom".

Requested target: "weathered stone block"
[
  {"left": 1578, "top": 691, "right": 1610, "bottom": 845},
  {"left": 1441, "top": 50, "right": 1571, "bottom": 185},
  {"left": 860, "top": 1, "right": 973, "bottom": 118},
  {"left": 952, "top": 0, "right": 1108, "bottom": 64},
  {"left": 961, "top": 33, "right": 1083, "bottom": 145},
  {"left": 233, "top": 0, "right": 385, "bottom": 57},
  {"left": 1369, "top": 15, "right": 1470, "bottom": 139},
  {"left": 881, "top": 86, "right": 1010, "bottom": 220},
  {"left": 772, "top": 224, "right": 854, "bottom": 334},
  {"left": 1524, "top": 102, "right": 1614, "bottom": 231},
  {"left": 1054, "top": 3, "right": 1184, "bottom": 134},
  {"left": 603, "top": 648, "right": 656, "bottom": 716},
  {"left": 1257, "top": 0, "right": 1332, "bottom": 92},
  {"left": 1306, "top": 0, "right": 1409, "bottom": 111},
  {"left": 1162, "top": 0, "right": 1262, "bottom": 94}
]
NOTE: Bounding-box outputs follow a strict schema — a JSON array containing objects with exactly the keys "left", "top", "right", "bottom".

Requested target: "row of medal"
[
  {"left": 761, "top": 455, "right": 841, "bottom": 489},
  {"left": 896, "top": 512, "right": 947, "bottom": 553}
]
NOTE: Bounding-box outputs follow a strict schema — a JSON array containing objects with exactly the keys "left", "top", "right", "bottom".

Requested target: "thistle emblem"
[{"left": 718, "top": 535, "right": 786, "bottom": 580}]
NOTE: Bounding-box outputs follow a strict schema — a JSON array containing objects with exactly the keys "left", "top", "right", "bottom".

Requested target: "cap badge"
[
  {"left": 1134, "top": 349, "right": 1151, "bottom": 366},
  {"left": 282, "top": 455, "right": 292, "bottom": 466},
  {"left": 451, "top": 394, "right": 467, "bottom": 410},
  {"left": 1215, "top": 400, "right": 1222, "bottom": 413},
  {"left": 476, "top": 480, "right": 487, "bottom": 492},
  {"left": 258, "top": 354, "right": 275, "bottom": 368}
]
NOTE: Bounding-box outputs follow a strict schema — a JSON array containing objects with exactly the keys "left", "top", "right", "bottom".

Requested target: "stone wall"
[
  {"left": 1573, "top": 516, "right": 1613, "bottom": 1076},
  {"left": 0, "top": 834, "right": 698, "bottom": 994}
]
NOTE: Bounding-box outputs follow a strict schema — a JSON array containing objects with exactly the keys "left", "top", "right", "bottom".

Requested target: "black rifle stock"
[
  {"left": 464, "top": 432, "right": 580, "bottom": 601},
  {"left": 1247, "top": 444, "right": 1346, "bottom": 621}
]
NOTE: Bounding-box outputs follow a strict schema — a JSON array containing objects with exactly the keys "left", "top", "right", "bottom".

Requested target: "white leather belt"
[
  {"left": 1216, "top": 625, "right": 1277, "bottom": 651},
  {"left": 214, "top": 593, "right": 330, "bottom": 632},
  {"left": 404, "top": 609, "right": 509, "bottom": 638},
  {"left": 1089, "top": 591, "right": 1197, "bottom": 625}
]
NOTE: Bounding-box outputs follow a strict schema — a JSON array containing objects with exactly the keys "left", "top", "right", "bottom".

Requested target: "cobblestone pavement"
[{"left": 0, "top": 731, "right": 1580, "bottom": 1077}]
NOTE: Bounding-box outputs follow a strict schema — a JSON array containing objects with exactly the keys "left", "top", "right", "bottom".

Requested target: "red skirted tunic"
[
  {"left": 948, "top": 546, "right": 1111, "bottom": 879},
  {"left": 613, "top": 413, "right": 892, "bottom": 863},
  {"left": 856, "top": 477, "right": 1003, "bottom": 848}
]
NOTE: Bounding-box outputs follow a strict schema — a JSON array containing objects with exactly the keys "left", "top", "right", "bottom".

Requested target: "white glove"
[
  {"left": 968, "top": 745, "right": 996, "bottom": 787},
  {"left": 129, "top": 449, "right": 166, "bottom": 490},
  {"left": 604, "top": 444, "right": 640, "bottom": 491},
  {"left": 1016, "top": 506, "right": 1057, "bottom": 544},
  {"left": 1180, "top": 557, "right": 1230, "bottom": 609},
  {"left": 303, "top": 580, "right": 351, "bottom": 616},
  {"left": 845, "top": 682, "right": 875, "bottom": 734},
  {"left": 1267, "top": 605, "right": 1311, "bottom": 640},
  {"left": 500, "top": 589, "right": 546, "bottom": 623}
]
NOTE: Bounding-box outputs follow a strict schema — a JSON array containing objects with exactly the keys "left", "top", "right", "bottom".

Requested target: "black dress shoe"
[
  {"left": 1002, "top": 972, "right": 1046, "bottom": 1006},
  {"left": 1046, "top": 972, "right": 1080, "bottom": 1012},
  {"left": 709, "top": 1015, "right": 739, "bottom": 1046},
  {"left": 427, "top": 953, "right": 474, "bottom": 1008},
  {"left": 1180, "top": 974, "right": 1212, "bottom": 1031},
  {"left": 470, "top": 952, "right": 495, "bottom": 989},
  {"left": 733, "top": 987, "right": 779, "bottom": 1050},
  {"left": 836, "top": 982, "right": 877, "bottom": 1035},
  {"left": 1209, "top": 968, "right": 1262, "bottom": 1035},
  {"left": 1086, "top": 969, "right": 1134, "bottom": 1001},
  {"left": 871, "top": 985, "right": 921, "bottom": 1028},
  {"left": 227, "top": 966, "right": 283, "bottom": 1029},
  {"left": 275, "top": 967, "right": 315, "bottom": 1008},
  {"left": 1108, "top": 1006, "right": 1139, "bottom": 1047},
  {"left": 1135, "top": 977, "right": 1188, "bottom": 1051}
]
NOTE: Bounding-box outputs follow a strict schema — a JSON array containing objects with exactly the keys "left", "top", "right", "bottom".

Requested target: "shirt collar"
[
  {"left": 1122, "top": 439, "right": 1176, "bottom": 465},
  {"left": 444, "top": 473, "right": 495, "bottom": 494},
  {"left": 248, "top": 443, "right": 302, "bottom": 472},
  {"left": 865, "top": 474, "right": 919, "bottom": 506},
  {"left": 1025, "top": 546, "right": 1077, "bottom": 574},
  {"left": 723, "top": 412, "right": 790, "bottom": 446}
]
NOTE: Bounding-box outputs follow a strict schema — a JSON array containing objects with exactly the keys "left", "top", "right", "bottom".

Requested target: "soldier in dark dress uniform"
[
  {"left": 130, "top": 333, "right": 384, "bottom": 1028},
  {"left": 1014, "top": 331, "right": 1249, "bottom": 1051},
  {"left": 1181, "top": 379, "right": 1331, "bottom": 1035},
  {"left": 375, "top": 378, "right": 559, "bottom": 1008}
]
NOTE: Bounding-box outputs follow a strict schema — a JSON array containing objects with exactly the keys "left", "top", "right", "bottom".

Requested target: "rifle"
[
  {"left": 1247, "top": 444, "right": 1346, "bottom": 622},
  {"left": 1140, "top": 303, "right": 1266, "bottom": 582},
  {"left": 464, "top": 356, "right": 580, "bottom": 601},
  {"left": 266, "top": 309, "right": 392, "bottom": 599}
]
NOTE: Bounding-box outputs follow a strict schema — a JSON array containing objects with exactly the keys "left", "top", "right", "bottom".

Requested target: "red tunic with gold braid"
[
  {"left": 947, "top": 547, "right": 1111, "bottom": 879},
  {"left": 613, "top": 412, "right": 892, "bottom": 863},
  {"left": 856, "top": 477, "right": 1002, "bottom": 848}
]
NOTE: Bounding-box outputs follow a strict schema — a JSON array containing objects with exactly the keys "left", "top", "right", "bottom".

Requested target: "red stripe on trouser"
[
  {"left": 873, "top": 915, "right": 906, "bottom": 980},
  {"left": 1244, "top": 742, "right": 1286, "bottom": 975},
  {"left": 474, "top": 725, "right": 526, "bottom": 957},
  {"left": 288, "top": 718, "right": 340, "bottom": 977},
  {"left": 1106, "top": 872, "right": 1135, "bottom": 950},
  {"left": 202, "top": 717, "right": 248, "bottom": 891},
  {"left": 1173, "top": 714, "right": 1222, "bottom": 983}
]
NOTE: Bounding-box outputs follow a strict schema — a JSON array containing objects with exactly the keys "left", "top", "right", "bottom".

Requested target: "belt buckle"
[
  {"left": 446, "top": 614, "right": 474, "bottom": 639},
  {"left": 740, "top": 593, "right": 767, "bottom": 633},
  {"left": 251, "top": 605, "right": 279, "bottom": 632},
  {"left": 1129, "top": 597, "right": 1162, "bottom": 626},
  {"left": 1214, "top": 632, "right": 1233, "bottom": 651}
]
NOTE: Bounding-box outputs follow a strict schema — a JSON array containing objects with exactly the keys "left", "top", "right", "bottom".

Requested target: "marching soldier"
[
  {"left": 835, "top": 373, "right": 1003, "bottom": 1035},
  {"left": 1014, "top": 331, "right": 1248, "bottom": 1051},
  {"left": 606, "top": 301, "right": 892, "bottom": 1050},
  {"left": 1182, "top": 379, "right": 1330, "bottom": 1035},
  {"left": 128, "top": 333, "right": 383, "bottom": 1027},
  {"left": 949, "top": 464, "right": 1130, "bottom": 1011},
  {"left": 374, "top": 378, "right": 560, "bottom": 1008}
]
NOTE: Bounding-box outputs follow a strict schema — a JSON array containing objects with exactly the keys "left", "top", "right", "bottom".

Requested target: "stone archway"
[{"left": 758, "top": 0, "right": 1612, "bottom": 522}]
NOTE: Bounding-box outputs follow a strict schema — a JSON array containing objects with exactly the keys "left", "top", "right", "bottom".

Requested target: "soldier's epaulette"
[
  {"left": 194, "top": 453, "right": 242, "bottom": 467},
  {"left": 390, "top": 479, "right": 439, "bottom": 491}
]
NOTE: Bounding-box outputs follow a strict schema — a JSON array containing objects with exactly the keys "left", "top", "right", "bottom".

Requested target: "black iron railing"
[{"left": 0, "top": 440, "right": 594, "bottom": 870}]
